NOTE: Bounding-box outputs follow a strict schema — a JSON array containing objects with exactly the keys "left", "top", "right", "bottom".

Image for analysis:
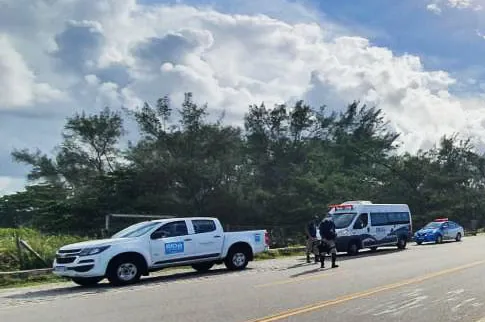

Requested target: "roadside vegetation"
[
  {"left": 0, "top": 228, "right": 86, "bottom": 271},
  {"left": 2, "top": 92, "right": 485, "bottom": 279}
]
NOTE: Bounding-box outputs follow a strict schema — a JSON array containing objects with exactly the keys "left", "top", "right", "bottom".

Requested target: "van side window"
[
  {"left": 388, "top": 212, "right": 410, "bottom": 224},
  {"left": 370, "top": 213, "right": 388, "bottom": 226},
  {"left": 354, "top": 213, "right": 369, "bottom": 229}
]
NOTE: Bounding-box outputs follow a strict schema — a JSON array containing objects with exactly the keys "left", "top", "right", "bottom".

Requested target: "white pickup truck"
[{"left": 53, "top": 217, "right": 269, "bottom": 286}]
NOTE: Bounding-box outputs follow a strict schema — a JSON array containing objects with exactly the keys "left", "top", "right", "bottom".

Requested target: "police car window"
[
  {"left": 424, "top": 222, "right": 441, "bottom": 229},
  {"left": 155, "top": 221, "right": 188, "bottom": 238},
  {"left": 192, "top": 220, "right": 217, "bottom": 234}
]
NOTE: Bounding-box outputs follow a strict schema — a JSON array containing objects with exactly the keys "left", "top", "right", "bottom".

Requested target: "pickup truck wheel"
[
  {"left": 191, "top": 262, "right": 214, "bottom": 272},
  {"left": 225, "top": 248, "right": 249, "bottom": 271},
  {"left": 107, "top": 257, "right": 142, "bottom": 286},
  {"left": 71, "top": 277, "right": 103, "bottom": 287}
]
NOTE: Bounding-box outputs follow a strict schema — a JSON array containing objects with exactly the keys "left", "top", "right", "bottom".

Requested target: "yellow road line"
[
  {"left": 247, "top": 260, "right": 485, "bottom": 322},
  {"left": 254, "top": 270, "right": 342, "bottom": 288}
]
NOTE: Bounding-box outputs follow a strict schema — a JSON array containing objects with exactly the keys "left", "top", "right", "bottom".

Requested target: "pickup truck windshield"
[
  {"left": 332, "top": 213, "right": 357, "bottom": 229},
  {"left": 112, "top": 222, "right": 160, "bottom": 238}
]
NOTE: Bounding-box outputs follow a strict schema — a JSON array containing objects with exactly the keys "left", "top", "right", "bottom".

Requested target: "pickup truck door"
[
  {"left": 149, "top": 220, "right": 196, "bottom": 266},
  {"left": 190, "top": 219, "right": 224, "bottom": 259}
]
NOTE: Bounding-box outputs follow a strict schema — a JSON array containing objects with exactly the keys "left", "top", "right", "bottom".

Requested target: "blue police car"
[{"left": 414, "top": 218, "right": 464, "bottom": 245}]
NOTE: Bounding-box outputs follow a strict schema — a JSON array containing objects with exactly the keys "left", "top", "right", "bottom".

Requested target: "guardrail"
[{"left": 0, "top": 268, "right": 52, "bottom": 279}]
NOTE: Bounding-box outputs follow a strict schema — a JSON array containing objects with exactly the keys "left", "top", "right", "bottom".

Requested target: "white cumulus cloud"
[
  {"left": 1, "top": 0, "right": 485, "bottom": 195},
  {"left": 427, "top": 0, "right": 483, "bottom": 14}
]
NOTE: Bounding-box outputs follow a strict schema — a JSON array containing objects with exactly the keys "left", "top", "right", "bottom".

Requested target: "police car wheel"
[
  {"left": 456, "top": 233, "right": 462, "bottom": 242},
  {"left": 436, "top": 235, "right": 443, "bottom": 244}
]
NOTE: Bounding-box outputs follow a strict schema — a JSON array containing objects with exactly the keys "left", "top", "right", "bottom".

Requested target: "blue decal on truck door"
[
  {"left": 165, "top": 242, "right": 184, "bottom": 255},
  {"left": 255, "top": 233, "right": 261, "bottom": 243}
]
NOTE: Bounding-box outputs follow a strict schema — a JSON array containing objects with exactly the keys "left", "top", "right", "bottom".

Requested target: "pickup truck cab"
[{"left": 53, "top": 217, "right": 269, "bottom": 286}]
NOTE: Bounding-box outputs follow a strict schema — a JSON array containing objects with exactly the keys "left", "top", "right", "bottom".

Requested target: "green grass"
[{"left": 0, "top": 228, "right": 87, "bottom": 272}]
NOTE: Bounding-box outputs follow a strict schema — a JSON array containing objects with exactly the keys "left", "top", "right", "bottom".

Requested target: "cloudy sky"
[{"left": 2, "top": 0, "right": 485, "bottom": 196}]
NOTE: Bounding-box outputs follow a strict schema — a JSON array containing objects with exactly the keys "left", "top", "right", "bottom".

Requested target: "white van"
[{"left": 328, "top": 201, "right": 412, "bottom": 255}]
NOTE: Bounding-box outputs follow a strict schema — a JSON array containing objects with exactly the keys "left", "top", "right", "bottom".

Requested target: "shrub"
[{"left": 0, "top": 228, "right": 87, "bottom": 271}]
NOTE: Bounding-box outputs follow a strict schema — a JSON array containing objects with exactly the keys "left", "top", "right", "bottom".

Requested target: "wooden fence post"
[{"left": 14, "top": 232, "right": 24, "bottom": 270}]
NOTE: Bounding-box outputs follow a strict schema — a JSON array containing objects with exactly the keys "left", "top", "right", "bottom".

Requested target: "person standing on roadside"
[
  {"left": 318, "top": 214, "right": 339, "bottom": 269},
  {"left": 305, "top": 215, "right": 320, "bottom": 263}
]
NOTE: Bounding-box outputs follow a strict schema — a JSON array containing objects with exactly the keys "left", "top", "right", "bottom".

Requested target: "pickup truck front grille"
[
  {"left": 56, "top": 256, "right": 76, "bottom": 264},
  {"left": 58, "top": 249, "right": 81, "bottom": 254}
]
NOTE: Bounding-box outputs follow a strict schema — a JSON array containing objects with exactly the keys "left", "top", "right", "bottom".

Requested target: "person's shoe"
[{"left": 331, "top": 253, "right": 338, "bottom": 268}]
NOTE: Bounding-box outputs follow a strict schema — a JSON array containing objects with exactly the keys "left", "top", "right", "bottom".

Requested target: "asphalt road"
[{"left": 2, "top": 236, "right": 485, "bottom": 322}]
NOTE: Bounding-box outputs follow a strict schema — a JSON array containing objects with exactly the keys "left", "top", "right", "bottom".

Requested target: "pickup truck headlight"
[{"left": 79, "top": 245, "right": 110, "bottom": 256}]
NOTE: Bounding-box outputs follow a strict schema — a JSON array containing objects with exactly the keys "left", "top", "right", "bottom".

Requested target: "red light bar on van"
[
  {"left": 434, "top": 218, "right": 448, "bottom": 222},
  {"left": 334, "top": 204, "right": 354, "bottom": 211}
]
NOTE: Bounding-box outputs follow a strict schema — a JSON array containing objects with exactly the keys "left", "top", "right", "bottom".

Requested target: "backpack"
[{"left": 319, "top": 219, "right": 336, "bottom": 240}]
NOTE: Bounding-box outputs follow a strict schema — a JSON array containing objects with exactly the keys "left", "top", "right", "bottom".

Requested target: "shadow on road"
[
  {"left": 411, "top": 241, "right": 456, "bottom": 246},
  {"left": 288, "top": 247, "right": 402, "bottom": 278},
  {"left": 4, "top": 267, "right": 253, "bottom": 300}
]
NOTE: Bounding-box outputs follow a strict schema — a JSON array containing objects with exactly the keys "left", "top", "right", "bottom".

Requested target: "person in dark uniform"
[
  {"left": 318, "top": 214, "right": 339, "bottom": 269},
  {"left": 305, "top": 215, "right": 320, "bottom": 263}
]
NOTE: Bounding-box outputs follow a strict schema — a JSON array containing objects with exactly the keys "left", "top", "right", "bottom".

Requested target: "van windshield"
[{"left": 332, "top": 213, "right": 357, "bottom": 229}]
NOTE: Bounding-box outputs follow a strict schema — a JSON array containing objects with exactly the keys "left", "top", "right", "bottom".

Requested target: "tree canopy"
[{"left": 1, "top": 93, "right": 484, "bottom": 244}]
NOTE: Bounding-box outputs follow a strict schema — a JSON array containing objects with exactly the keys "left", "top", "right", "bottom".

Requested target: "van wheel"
[
  {"left": 347, "top": 242, "right": 359, "bottom": 256},
  {"left": 456, "top": 233, "right": 462, "bottom": 242},
  {"left": 107, "top": 256, "right": 142, "bottom": 286},
  {"left": 225, "top": 247, "right": 249, "bottom": 271},
  {"left": 71, "top": 277, "right": 103, "bottom": 287},
  {"left": 192, "top": 262, "right": 214, "bottom": 272},
  {"left": 397, "top": 238, "right": 407, "bottom": 250}
]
